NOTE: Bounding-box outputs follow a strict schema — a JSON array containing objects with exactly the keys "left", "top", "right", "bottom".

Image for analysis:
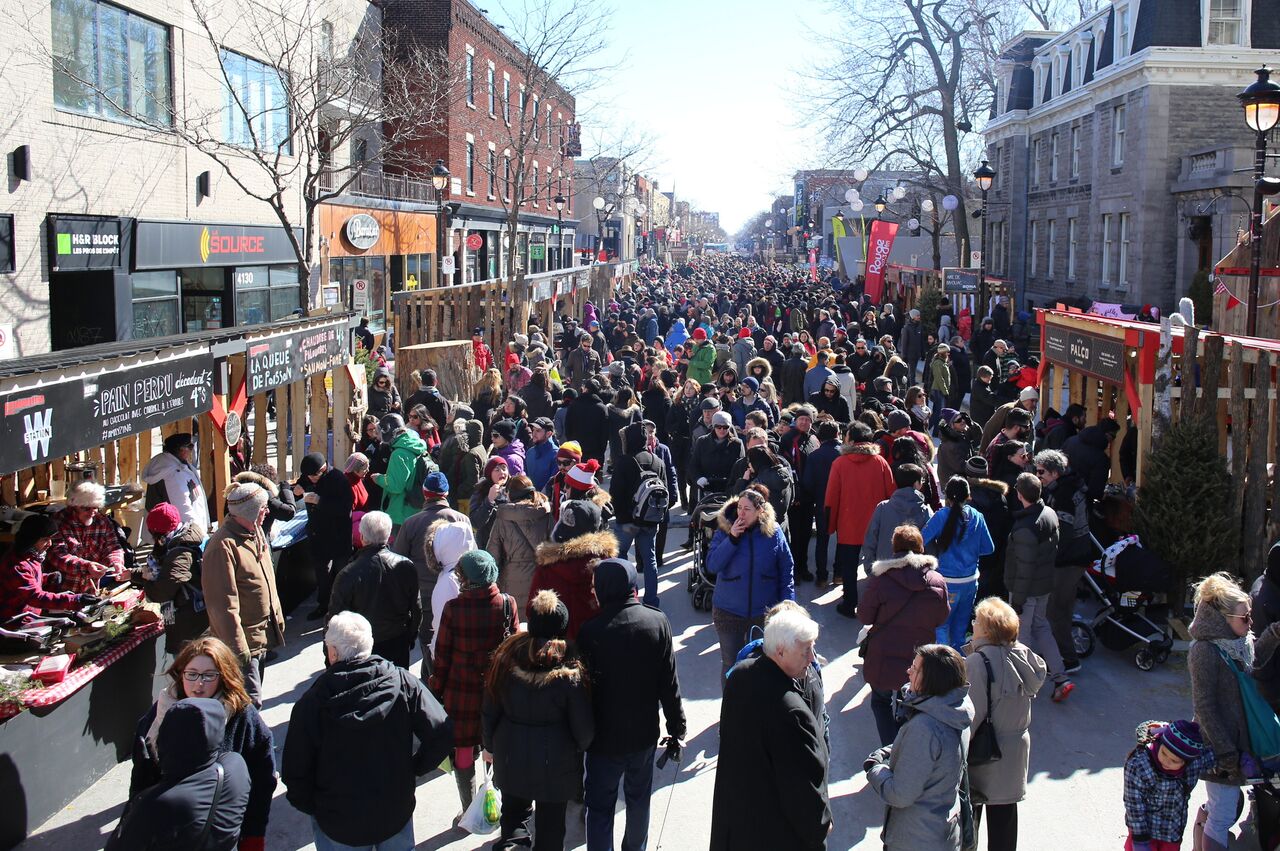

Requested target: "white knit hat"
[{"left": 224, "top": 481, "right": 268, "bottom": 521}]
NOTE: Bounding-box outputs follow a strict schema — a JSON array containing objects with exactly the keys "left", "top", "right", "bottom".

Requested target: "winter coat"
[
  {"left": 825, "top": 442, "right": 896, "bottom": 546},
  {"left": 947, "top": 344, "right": 971, "bottom": 410},
  {"left": 1043, "top": 471, "right": 1094, "bottom": 565},
  {"left": 969, "top": 379, "right": 999, "bottom": 429},
  {"left": 731, "top": 337, "right": 756, "bottom": 377},
  {"left": 605, "top": 404, "right": 643, "bottom": 465},
  {"left": 430, "top": 583, "right": 518, "bottom": 747},
  {"left": 201, "top": 520, "right": 285, "bottom": 660},
  {"left": 142, "top": 451, "right": 211, "bottom": 536},
  {"left": 302, "top": 468, "right": 355, "bottom": 558},
  {"left": 1004, "top": 500, "right": 1059, "bottom": 606},
  {"left": 800, "top": 439, "right": 841, "bottom": 511},
  {"left": 373, "top": 430, "right": 431, "bottom": 526},
  {"left": 1189, "top": 603, "right": 1253, "bottom": 785},
  {"left": 731, "top": 393, "right": 774, "bottom": 429},
  {"left": 857, "top": 553, "right": 950, "bottom": 693},
  {"left": 780, "top": 355, "right": 809, "bottom": 406},
  {"left": 688, "top": 340, "right": 718, "bottom": 385},
  {"left": 578, "top": 578, "right": 685, "bottom": 756},
  {"left": 283, "top": 656, "right": 453, "bottom": 846},
  {"left": 107, "top": 699, "right": 250, "bottom": 851},
  {"left": 405, "top": 385, "right": 452, "bottom": 432},
  {"left": 803, "top": 365, "right": 836, "bottom": 399},
  {"left": 564, "top": 345, "right": 602, "bottom": 390},
  {"left": 483, "top": 652, "right": 594, "bottom": 802},
  {"left": 0, "top": 547, "right": 80, "bottom": 620},
  {"left": 921, "top": 505, "right": 995, "bottom": 583},
  {"left": 492, "top": 437, "right": 527, "bottom": 478},
  {"left": 860, "top": 488, "right": 935, "bottom": 572},
  {"left": 832, "top": 364, "right": 858, "bottom": 413},
  {"left": 935, "top": 425, "right": 973, "bottom": 486},
  {"left": 530, "top": 530, "right": 618, "bottom": 639},
  {"left": 1252, "top": 570, "right": 1280, "bottom": 711},
  {"left": 866, "top": 687, "right": 974, "bottom": 851},
  {"left": 687, "top": 432, "right": 745, "bottom": 492},
  {"left": 930, "top": 357, "right": 952, "bottom": 398},
  {"left": 487, "top": 502, "right": 553, "bottom": 606},
  {"left": 745, "top": 355, "right": 775, "bottom": 386},
  {"left": 710, "top": 653, "right": 831, "bottom": 851},
  {"left": 610, "top": 423, "right": 668, "bottom": 526},
  {"left": 366, "top": 367, "right": 402, "bottom": 418},
  {"left": 130, "top": 690, "right": 275, "bottom": 840},
  {"left": 1063, "top": 425, "right": 1113, "bottom": 502},
  {"left": 328, "top": 544, "right": 422, "bottom": 644},
  {"left": 525, "top": 438, "right": 560, "bottom": 491},
  {"left": 965, "top": 640, "right": 1047, "bottom": 805},
  {"left": 441, "top": 420, "right": 487, "bottom": 504},
  {"left": 705, "top": 497, "right": 796, "bottom": 619},
  {"left": 1123, "top": 726, "right": 1217, "bottom": 843},
  {"left": 898, "top": 319, "right": 924, "bottom": 367},
  {"left": 565, "top": 392, "right": 611, "bottom": 464}
]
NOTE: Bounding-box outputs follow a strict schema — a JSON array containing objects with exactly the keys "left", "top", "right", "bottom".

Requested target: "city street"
[{"left": 19, "top": 506, "right": 1208, "bottom": 851}]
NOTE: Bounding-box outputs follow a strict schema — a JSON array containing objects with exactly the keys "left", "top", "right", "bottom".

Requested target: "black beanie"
[
  {"left": 15, "top": 513, "right": 59, "bottom": 553},
  {"left": 300, "top": 452, "right": 326, "bottom": 478}
]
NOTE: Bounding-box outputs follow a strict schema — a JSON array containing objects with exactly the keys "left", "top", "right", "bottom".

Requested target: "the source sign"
[
  {"left": 345, "top": 214, "right": 381, "bottom": 251},
  {"left": 0, "top": 351, "right": 215, "bottom": 475},
  {"left": 246, "top": 321, "right": 349, "bottom": 396},
  {"left": 135, "top": 221, "right": 302, "bottom": 269},
  {"left": 1043, "top": 324, "right": 1127, "bottom": 384}
]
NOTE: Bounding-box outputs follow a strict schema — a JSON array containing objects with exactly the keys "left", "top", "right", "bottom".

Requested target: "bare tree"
[
  {"left": 574, "top": 124, "right": 659, "bottom": 258},
  {"left": 37, "top": 0, "right": 453, "bottom": 303}
]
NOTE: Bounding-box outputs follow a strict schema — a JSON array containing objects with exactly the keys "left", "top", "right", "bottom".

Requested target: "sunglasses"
[
  {"left": 713, "top": 425, "right": 730, "bottom": 431},
  {"left": 557, "top": 459, "right": 574, "bottom": 467},
  {"left": 1226, "top": 611, "right": 1253, "bottom": 622},
  {"left": 1034, "top": 468, "right": 1047, "bottom": 475}
]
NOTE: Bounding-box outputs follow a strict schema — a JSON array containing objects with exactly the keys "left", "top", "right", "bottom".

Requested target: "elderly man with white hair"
[
  {"left": 710, "top": 604, "right": 831, "bottom": 851},
  {"left": 202, "top": 478, "right": 285, "bottom": 706},
  {"left": 327, "top": 511, "right": 422, "bottom": 668},
  {"left": 48, "top": 480, "right": 125, "bottom": 594},
  {"left": 283, "top": 611, "right": 453, "bottom": 851}
]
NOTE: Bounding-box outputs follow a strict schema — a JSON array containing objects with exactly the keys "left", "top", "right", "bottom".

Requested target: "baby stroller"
[
  {"left": 1071, "top": 534, "right": 1175, "bottom": 671},
  {"left": 687, "top": 491, "right": 727, "bottom": 612}
]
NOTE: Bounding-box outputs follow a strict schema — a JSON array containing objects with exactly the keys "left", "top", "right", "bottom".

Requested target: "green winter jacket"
[
  {"left": 930, "top": 357, "right": 952, "bottom": 397},
  {"left": 688, "top": 341, "right": 717, "bottom": 385},
  {"left": 373, "top": 430, "right": 431, "bottom": 526}
]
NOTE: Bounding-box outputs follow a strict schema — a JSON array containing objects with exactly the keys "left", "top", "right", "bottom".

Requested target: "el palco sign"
[
  {"left": 246, "top": 321, "right": 349, "bottom": 395},
  {"left": 345, "top": 214, "right": 381, "bottom": 251},
  {"left": 1043, "top": 324, "right": 1127, "bottom": 384}
]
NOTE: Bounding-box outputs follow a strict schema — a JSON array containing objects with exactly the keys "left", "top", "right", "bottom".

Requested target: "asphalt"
[{"left": 18, "top": 504, "right": 1222, "bottom": 851}]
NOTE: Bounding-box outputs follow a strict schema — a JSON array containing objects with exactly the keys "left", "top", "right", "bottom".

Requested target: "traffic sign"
[
  {"left": 353, "top": 278, "right": 369, "bottom": 310},
  {"left": 466, "top": 233, "right": 483, "bottom": 251}
]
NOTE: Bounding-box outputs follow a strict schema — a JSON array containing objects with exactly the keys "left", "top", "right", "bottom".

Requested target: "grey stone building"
[{"left": 983, "top": 0, "right": 1280, "bottom": 312}]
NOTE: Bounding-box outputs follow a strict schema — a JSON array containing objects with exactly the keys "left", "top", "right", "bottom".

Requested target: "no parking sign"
[{"left": 353, "top": 278, "right": 369, "bottom": 311}]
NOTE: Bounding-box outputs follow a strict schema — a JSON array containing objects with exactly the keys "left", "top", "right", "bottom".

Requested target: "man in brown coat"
[{"left": 202, "top": 479, "right": 286, "bottom": 705}]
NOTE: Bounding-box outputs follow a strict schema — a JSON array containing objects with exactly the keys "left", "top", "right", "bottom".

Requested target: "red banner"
[{"left": 864, "top": 219, "right": 899, "bottom": 304}]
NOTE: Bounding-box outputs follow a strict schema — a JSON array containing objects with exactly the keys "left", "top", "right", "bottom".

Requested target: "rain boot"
[
  {"left": 454, "top": 763, "right": 476, "bottom": 814},
  {"left": 1192, "top": 804, "right": 1209, "bottom": 851}
]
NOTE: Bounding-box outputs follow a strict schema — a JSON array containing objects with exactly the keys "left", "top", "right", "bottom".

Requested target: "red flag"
[
  {"left": 864, "top": 220, "right": 899, "bottom": 304},
  {"left": 1226, "top": 294, "right": 1243, "bottom": 310}
]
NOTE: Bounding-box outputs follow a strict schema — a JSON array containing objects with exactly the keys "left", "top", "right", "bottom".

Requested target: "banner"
[
  {"left": 831, "top": 216, "right": 848, "bottom": 269},
  {"left": 864, "top": 220, "right": 899, "bottom": 304}
]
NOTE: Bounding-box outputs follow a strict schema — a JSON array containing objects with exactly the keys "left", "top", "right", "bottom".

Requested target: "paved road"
[{"left": 20, "top": 506, "right": 1208, "bottom": 851}]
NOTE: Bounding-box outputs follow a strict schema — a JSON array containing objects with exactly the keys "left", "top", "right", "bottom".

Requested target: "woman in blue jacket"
[
  {"left": 922, "top": 476, "right": 995, "bottom": 649},
  {"left": 706, "top": 483, "right": 796, "bottom": 684}
]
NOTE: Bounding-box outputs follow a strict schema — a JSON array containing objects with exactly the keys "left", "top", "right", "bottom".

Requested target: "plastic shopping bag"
[{"left": 459, "top": 764, "right": 501, "bottom": 835}]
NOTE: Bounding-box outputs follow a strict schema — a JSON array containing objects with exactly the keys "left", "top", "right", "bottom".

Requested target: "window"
[
  {"left": 1102, "top": 213, "right": 1114, "bottom": 283},
  {"left": 466, "top": 141, "right": 475, "bottom": 193},
  {"left": 519, "top": 85, "right": 525, "bottom": 126},
  {"left": 233, "top": 265, "right": 299, "bottom": 326},
  {"left": 1050, "top": 133, "right": 1059, "bottom": 181},
  {"left": 503, "top": 155, "right": 512, "bottom": 199},
  {"left": 319, "top": 20, "right": 333, "bottom": 58},
  {"left": 1047, "top": 220, "right": 1057, "bottom": 277},
  {"left": 51, "top": 0, "right": 172, "bottom": 125},
  {"left": 531, "top": 162, "right": 539, "bottom": 205},
  {"left": 1032, "top": 139, "right": 1041, "bottom": 185},
  {"left": 1073, "top": 44, "right": 1083, "bottom": 87},
  {"left": 487, "top": 64, "right": 495, "bottom": 115},
  {"left": 532, "top": 97, "right": 540, "bottom": 139},
  {"left": 352, "top": 138, "right": 367, "bottom": 163},
  {"left": 1118, "top": 212, "right": 1131, "bottom": 287},
  {"left": 1030, "top": 221, "right": 1039, "bottom": 276},
  {"left": 1112, "top": 104, "right": 1126, "bottom": 166},
  {"left": 487, "top": 149, "right": 496, "bottom": 198},
  {"left": 1117, "top": 7, "right": 1130, "bottom": 59},
  {"left": 1070, "top": 127, "right": 1080, "bottom": 177},
  {"left": 220, "top": 50, "right": 291, "bottom": 154},
  {"left": 546, "top": 106, "right": 553, "bottom": 143},
  {"left": 502, "top": 75, "right": 510, "bottom": 123},
  {"left": 1067, "top": 218, "right": 1078, "bottom": 279},
  {"left": 465, "top": 51, "right": 474, "bottom": 105},
  {"left": 1209, "top": 0, "right": 1244, "bottom": 44},
  {"left": 1034, "top": 67, "right": 1042, "bottom": 106},
  {"left": 131, "top": 271, "right": 179, "bottom": 340}
]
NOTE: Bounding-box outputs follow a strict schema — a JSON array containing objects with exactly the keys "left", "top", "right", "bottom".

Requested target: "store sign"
[
  {"left": 0, "top": 351, "right": 215, "bottom": 475},
  {"left": 344, "top": 214, "right": 381, "bottom": 251},
  {"left": 466, "top": 233, "right": 484, "bottom": 251},
  {"left": 48, "top": 214, "right": 124, "bottom": 271},
  {"left": 943, "top": 268, "right": 980, "bottom": 294},
  {"left": 135, "top": 220, "right": 302, "bottom": 269},
  {"left": 246, "top": 321, "right": 349, "bottom": 395},
  {"left": 530, "top": 244, "right": 546, "bottom": 261},
  {"left": 1043, "top": 324, "right": 1127, "bottom": 384}
]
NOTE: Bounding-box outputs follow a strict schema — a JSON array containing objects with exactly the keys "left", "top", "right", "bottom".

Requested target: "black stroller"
[
  {"left": 687, "top": 491, "right": 727, "bottom": 612},
  {"left": 1070, "top": 533, "right": 1176, "bottom": 671}
]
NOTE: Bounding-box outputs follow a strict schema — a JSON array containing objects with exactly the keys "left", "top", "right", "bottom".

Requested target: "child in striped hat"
[{"left": 1123, "top": 719, "right": 1214, "bottom": 851}]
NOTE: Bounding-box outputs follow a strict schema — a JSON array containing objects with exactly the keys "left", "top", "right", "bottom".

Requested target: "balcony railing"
[{"left": 319, "top": 169, "right": 439, "bottom": 204}]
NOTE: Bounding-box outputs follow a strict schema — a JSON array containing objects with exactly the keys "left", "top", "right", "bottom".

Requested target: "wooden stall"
[{"left": 1212, "top": 211, "right": 1280, "bottom": 338}]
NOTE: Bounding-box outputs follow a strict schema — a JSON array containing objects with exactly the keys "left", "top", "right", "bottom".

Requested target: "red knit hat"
[
  {"left": 483, "top": 456, "right": 509, "bottom": 481},
  {"left": 692, "top": 327, "right": 707, "bottom": 341},
  {"left": 738, "top": 328, "right": 752, "bottom": 339},
  {"left": 566, "top": 459, "right": 600, "bottom": 491},
  {"left": 146, "top": 503, "right": 182, "bottom": 536}
]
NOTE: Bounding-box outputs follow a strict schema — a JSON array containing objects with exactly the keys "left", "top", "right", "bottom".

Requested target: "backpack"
[
  {"left": 403, "top": 451, "right": 437, "bottom": 510},
  {"left": 631, "top": 453, "right": 669, "bottom": 524}
]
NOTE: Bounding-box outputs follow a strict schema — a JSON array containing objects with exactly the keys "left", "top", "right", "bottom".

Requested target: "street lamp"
[
  {"left": 592, "top": 195, "right": 614, "bottom": 262},
  {"left": 431, "top": 159, "right": 450, "bottom": 288},
  {"left": 552, "top": 194, "right": 566, "bottom": 270},
  {"left": 873, "top": 194, "right": 888, "bottom": 215},
  {"left": 1238, "top": 66, "right": 1280, "bottom": 336},
  {"left": 973, "top": 158, "right": 997, "bottom": 313}
]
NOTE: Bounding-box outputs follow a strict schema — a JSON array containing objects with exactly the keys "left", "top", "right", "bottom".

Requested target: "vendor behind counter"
[{"left": 0, "top": 514, "right": 101, "bottom": 622}]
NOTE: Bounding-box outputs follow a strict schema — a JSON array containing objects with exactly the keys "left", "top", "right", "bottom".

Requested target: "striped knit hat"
[{"left": 566, "top": 459, "right": 600, "bottom": 492}]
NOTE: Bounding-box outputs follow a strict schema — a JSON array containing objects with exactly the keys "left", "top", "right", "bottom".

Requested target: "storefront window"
[
  {"left": 329, "top": 257, "right": 386, "bottom": 328},
  {"left": 269, "top": 265, "right": 300, "bottom": 319},
  {"left": 516, "top": 232, "right": 529, "bottom": 275},
  {"left": 486, "top": 233, "right": 498, "bottom": 280},
  {"left": 180, "top": 267, "right": 226, "bottom": 331},
  {"left": 131, "top": 270, "right": 178, "bottom": 339}
]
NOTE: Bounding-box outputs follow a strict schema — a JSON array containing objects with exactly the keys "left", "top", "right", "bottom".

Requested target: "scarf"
[
  {"left": 1212, "top": 633, "right": 1255, "bottom": 669},
  {"left": 145, "top": 683, "right": 184, "bottom": 751}
]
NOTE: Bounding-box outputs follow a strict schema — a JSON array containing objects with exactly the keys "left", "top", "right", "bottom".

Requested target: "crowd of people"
[{"left": 5, "top": 252, "right": 1278, "bottom": 850}]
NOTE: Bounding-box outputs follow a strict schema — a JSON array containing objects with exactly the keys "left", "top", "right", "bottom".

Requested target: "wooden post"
[
  {"left": 1152, "top": 319, "right": 1173, "bottom": 449},
  {"left": 1202, "top": 335, "right": 1226, "bottom": 455},
  {"left": 1230, "top": 344, "right": 1248, "bottom": 533},
  {"left": 1181, "top": 325, "right": 1201, "bottom": 424},
  {"left": 333, "top": 364, "right": 353, "bottom": 463},
  {"left": 252, "top": 394, "right": 269, "bottom": 464},
  {"left": 310, "top": 373, "right": 330, "bottom": 463},
  {"left": 1244, "top": 352, "right": 1273, "bottom": 580},
  {"left": 290, "top": 378, "right": 308, "bottom": 473},
  {"left": 274, "top": 386, "right": 289, "bottom": 479}
]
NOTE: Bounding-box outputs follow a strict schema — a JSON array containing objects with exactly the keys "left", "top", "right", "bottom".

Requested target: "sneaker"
[
  {"left": 1052, "top": 681, "right": 1075, "bottom": 702},
  {"left": 1063, "top": 659, "right": 1082, "bottom": 675}
]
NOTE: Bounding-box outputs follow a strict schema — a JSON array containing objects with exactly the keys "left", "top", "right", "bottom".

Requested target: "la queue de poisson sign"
[{"left": 246, "top": 322, "right": 349, "bottom": 396}]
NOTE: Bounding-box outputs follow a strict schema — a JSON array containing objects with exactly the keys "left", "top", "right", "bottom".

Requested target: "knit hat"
[
  {"left": 886, "top": 409, "right": 912, "bottom": 432},
  {"left": 15, "top": 514, "right": 59, "bottom": 553},
  {"left": 458, "top": 549, "right": 498, "bottom": 586},
  {"left": 700, "top": 396, "right": 722, "bottom": 411},
  {"left": 593, "top": 558, "right": 638, "bottom": 606},
  {"left": 557, "top": 442, "right": 583, "bottom": 462},
  {"left": 146, "top": 503, "right": 182, "bottom": 536},
  {"left": 344, "top": 452, "right": 370, "bottom": 475},
  {"left": 492, "top": 420, "right": 517, "bottom": 442},
  {"left": 1157, "top": 720, "right": 1206, "bottom": 761},
  {"left": 794, "top": 405, "right": 817, "bottom": 420},
  {"left": 423, "top": 471, "right": 450, "bottom": 497},
  {"left": 225, "top": 480, "right": 269, "bottom": 521},
  {"left": 483, "top": 456, "right": 509, "bottom": 481},
  {"left": 453, "top": 403, "right": 475, "bottom": 422},
  {"left": 566, "top": 459, "right": 600, "bottom": 491},
  {"left": 741, "top": 376, "right": 760, "bottom": 393},
  {"left": 738, "top": 328, "right": 752, "bottom": 339},
  {"left": 711, "top": 411, "right": 733, "bottom": 427},
  {"left": 939, "top": 408, "right": 961, "bottom": 427},
  {"left": 432, "top": 522, "right": 475, "bottom": 573},
  {"left": 300, "top": 452, "right": 327, "bottom": 478},
  {"left": 526, "top": 589, "right": 570, "bottom": 640},
  {"left": 964, "top": 456, "right": 989, "bottom": 477},
  {"left": 1019, "top": 387, "right": 1040, "bottom": 402},
  {"left": 692, "top": 327, "right": 707, "bottom": 341}
]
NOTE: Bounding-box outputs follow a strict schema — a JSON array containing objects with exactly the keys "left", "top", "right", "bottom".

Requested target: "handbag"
[
  {"left": 458, "top": 763, "right": 502, "bottom": 835},
  {"left": 967, "top": 649, "right": 1003, "bottom": 766},
  {"left": 856, "top": 591, "right": 914, "bottom": 659},
  {"left": 1215, "top": 646, "right": 1280, "bottom": 766}
]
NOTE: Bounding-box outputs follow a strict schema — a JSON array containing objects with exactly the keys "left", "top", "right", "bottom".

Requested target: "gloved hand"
[
  {"left": 696, "top": 477, "right": 709, "bottom": 488},
  {"left": 238, "top": 837, "right": 265, "bottom": 851},
  {"left": 77, "top": 594, "right": 102, "bottom": 608},
  {"left": 656, "top": 736, "right": 683, "bottom": 768},
  {"left": 1241, "top": 753, "right": 1263, "bottom": 782},
  {"left": 863, "top": 755, "right": 880, "bottom": 773}
]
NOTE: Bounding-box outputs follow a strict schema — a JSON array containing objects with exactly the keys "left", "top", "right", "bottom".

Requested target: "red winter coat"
[
  {"left": 529, "top": 531, "right": 619, "bottom": 641},
  {"left": 429, "top": 583, "right": 519, "bottom": 747},
  {"left": 824, "top": 443, "right": 895, "bottom": 546},
  {"left": 856, "top": 552, "right": 950, "bottom": 692}
]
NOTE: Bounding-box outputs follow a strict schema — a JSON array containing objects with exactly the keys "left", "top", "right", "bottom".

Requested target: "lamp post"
[
  {"left": 973, "top": 159, "right": 997, "bottom": 314},
  {"left": 1238, "top": 66, "right": 1280, "bottom": 336},
  {"left": 592, "top": 195, "right": 615, "bottom": 262},
  {"left": 553, "top": 194, "right": 566, "bottom": 270},
  {"left": 873, "top": 194, "right": 888, "bottom": 216},
  {"left": 430, "top": 159, "right": 450, "bottom": 288}
]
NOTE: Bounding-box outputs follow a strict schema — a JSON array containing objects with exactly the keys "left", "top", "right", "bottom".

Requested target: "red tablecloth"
[{"left": 0, "top": 620, "right": 165, "bottom": 720}]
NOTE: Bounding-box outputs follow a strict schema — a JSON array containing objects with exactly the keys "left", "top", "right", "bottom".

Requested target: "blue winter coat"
[
  {"left": 638, "top": 315, "right": 659, "bottom": 345},
  {"left": 706, "top": 498, "right": 796, "bottom": 619},
  {"left": 525, "top": 438, "right": 560, "bottom": 491},
  {"left": 921, "top": 504, "right": 995, "bottom": 583}
]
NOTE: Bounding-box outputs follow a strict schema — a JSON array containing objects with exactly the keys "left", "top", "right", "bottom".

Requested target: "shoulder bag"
[{"left": 967, "top": 649, "right": 1003, "bottom": 765}]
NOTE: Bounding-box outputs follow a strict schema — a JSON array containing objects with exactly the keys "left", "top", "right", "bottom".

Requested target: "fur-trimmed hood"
[
  {"left": 839, "top": 442, "right": 881, "bottom": 457},
  {"left": 745, "top": 356, "right": 773, "bottom": 380},
  {"left": 535, "top": 529, "right": 619, "bottom": 566},
  {"left": 231, "top": 470, "right": 279, "bottom": 497},
  {"left": 965, "top": 476, "right": 1009, "bottom": 496},
  {"left": 509, "top": 659, "right": 585, "bottom": 687},
  {"left": 715, "top": 495, "right": 779, "bottom": 538},
  {"left": 872, "top": 551, "right": 939, "bottom": 576}
]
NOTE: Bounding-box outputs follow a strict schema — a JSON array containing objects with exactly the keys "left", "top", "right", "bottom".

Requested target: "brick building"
[
  {"left": 983, "top": 0, "right": 1280, "bottom": 312},
  {"left": 383, "top": 0, "right": 579, "bottom": 283}
]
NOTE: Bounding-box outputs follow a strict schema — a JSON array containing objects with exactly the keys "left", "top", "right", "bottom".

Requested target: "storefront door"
[{"left": 180, "top": 267, "right": 229, "bottom": 331}]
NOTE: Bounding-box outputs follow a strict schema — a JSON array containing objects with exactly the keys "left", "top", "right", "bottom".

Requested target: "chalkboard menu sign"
[
  {"left": 0, "top": 350, "right": 215, "bottom": 475},
  {"left": 943, "top": 268, "right": 980, "bottom": 294},
  {"left": 1043, "top": 324, "right": 1127, "bottom": 384},
  {"left": 246, "top": 320, "right": 348, "bottom": 396}
]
